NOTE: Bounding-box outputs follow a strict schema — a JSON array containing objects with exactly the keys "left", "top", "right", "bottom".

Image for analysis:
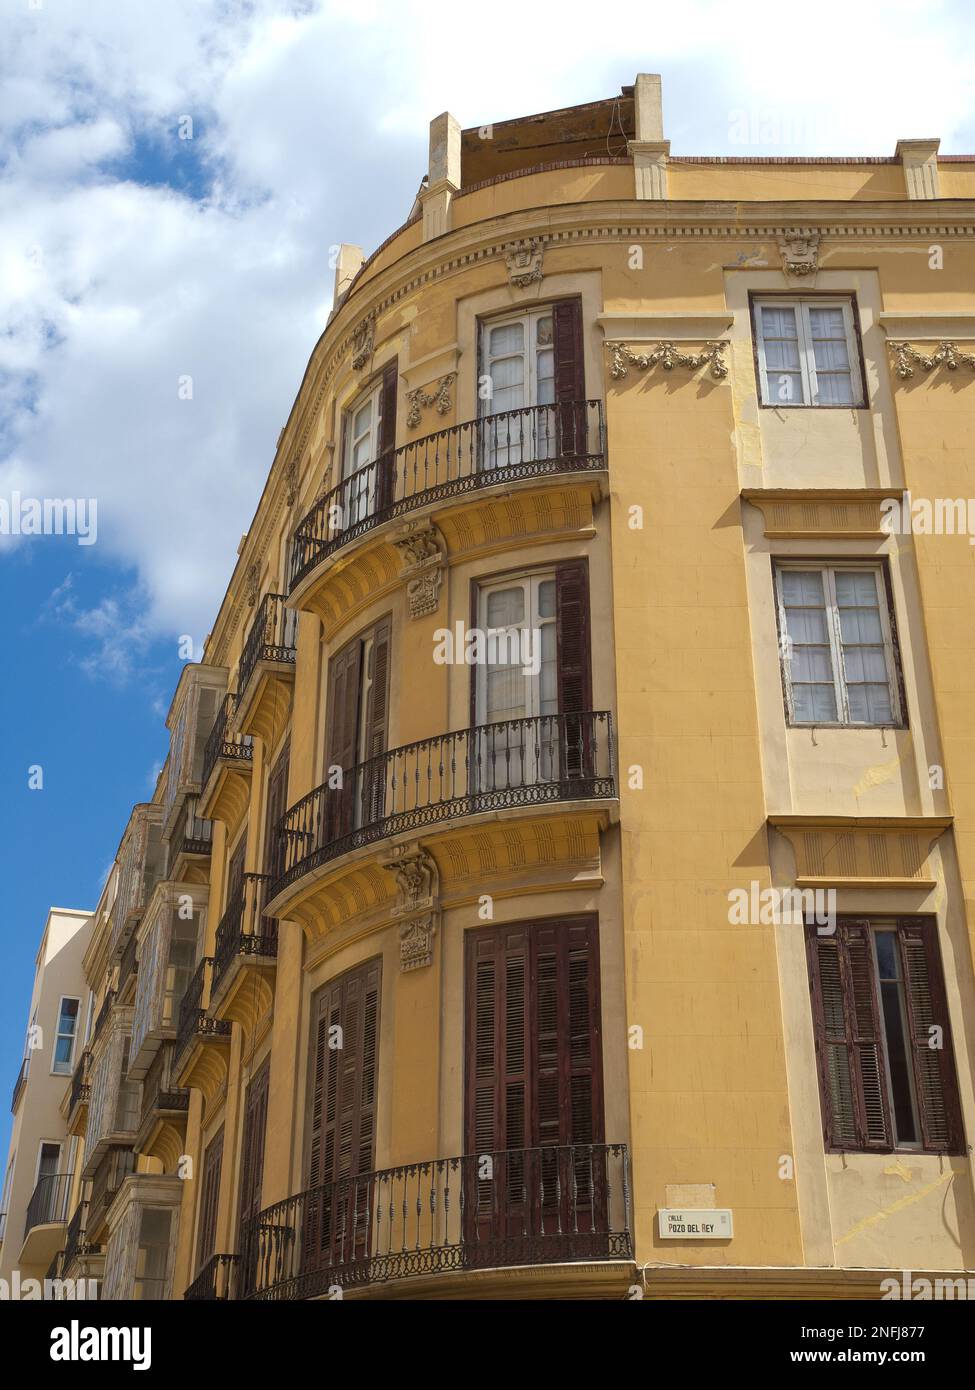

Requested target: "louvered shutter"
[
  {"left": 226, "top": 836, "right": 246, "bottom": 911},
  {"left": 376, "top": 359, "right": 398, "bottom": 514},
  {"left": 263, "top": 738, "right": 290, "bottom": 879},
  {"left": 305, "top": 959, "right": 382, "bottom": 1270},
  {"left": 362, "top": 617, "right": 391, "bottom": 825},
  {"left": 196, "top": 1128, "right": 224, "bottom": 1269},
  {"left": 899, "top": 919, "right": 965, "bottom": 1153},
  {"left": 808, "top": 923, "right": 893, "bottom": 1151},
  {"left": 552, "top": 299, "right": 585, "bottom": 455},
  {"left": 238, "top": 1061, "right": 270, "bottom": 1231},
  {"left": 555, "top": 561, "right": 593, "bottom": 780},
  {"left": 324, "top": 638, "right": 362, "bottom": 841}
]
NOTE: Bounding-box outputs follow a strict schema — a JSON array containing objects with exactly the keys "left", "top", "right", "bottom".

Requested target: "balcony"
[
  {"left": 107, "top": 804, "right": 165, "bottom": 960},
  {"left": 93, "top": 990, "right": 116, "bottom": 1045},
  {"left": 63, "top": 1200, "right": 98, "bottom": 1274},
  {"left": 232, "top": 592, "right": 298, "bottom": 747},
  {"left": 87, "top": 1147, "right": 137, "bottom": 1246},
  {"left": 270, "top": 711, "right": 616, "bottom": 904},
  {"left": 174, "top": 957, "right": 231, "bottom": 1090},
  {"left": 21, "top": 1172, "right": 72, "bottom": 1268},
  {"left": 210, "top": 873, "right": 278, "bottom": 1019},
  {"left": 83, "top": 1006, "right": 140, "bottom": 1176},
  {"left": 129, "top": 886, "right": 208, "bottom": 1078},
  {"left": 117, "top": 930, "right": 139, "bottom": 1002},
  {"left": 134, "top": 1041, "right": 189, "bottom": 1166},
  {"left": 10, "top": 1057, "right": 28, "bottom": 1114},
  {"left": 199, "top": 692, "right": 253, "bottom": 826},
  {"left": 288, "top": 400, "right": 605, "bottom": 598},
  {"left": 185, "top": 1252, "right": 238, "bottom": 1300},
  {"left": 238, "top": 1142, "right": 631, "bottom": 1300},
  {"left": 166, "top": 795, "right": 214, "bottom": 881},
  {"left": 161, "top": 666, "right": 226, "bottom": 842},
  {"left": 63, "top": 1050, "right": 91, "bottom": 1136}
]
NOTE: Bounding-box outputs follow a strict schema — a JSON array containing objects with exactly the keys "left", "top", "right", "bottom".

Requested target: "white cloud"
[{"left": 2, "top": 0, "right": 973, "bottom": 660}]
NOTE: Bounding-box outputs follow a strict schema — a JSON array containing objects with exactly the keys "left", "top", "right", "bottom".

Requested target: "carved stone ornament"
[
  {"left": 777, "top": 231, "right": 820, "bottom": 277},
  {"left": 244, "top": 561, "right": 261, "bottom": 607},
  {"left": 406, "top": 373, "right": 456, "bottom": 429},
  {"left": 350, "top": 310, "right": 377, "bottom": 371},
  {"left": 394, "top": 521, "right": 445, "bottom": 619},
  {"left": 605, "top": 340, "right": 728, "bottom": 381},
  {"left": 283, "top": 454, "right": 300, "bottom": 505},
  {"left": 504, "top": 237, "right": 544, "bottom": 288},
  {"left": 383, "top": 844, "right": 438, "bottom": 916},
  {"left": 888, "top": 340, "right": 975, "bottom": 379},
  {"left": 398, "top": 914, "right": 437, "bottom": 972}
]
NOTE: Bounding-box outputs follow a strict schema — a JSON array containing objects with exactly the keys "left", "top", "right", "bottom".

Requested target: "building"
[
  {"left": 29, "top": 73, "right": 975, "bottom": 1299},
  {"left": 1, "top": 907, "right": 92, "bottom": 1289}
]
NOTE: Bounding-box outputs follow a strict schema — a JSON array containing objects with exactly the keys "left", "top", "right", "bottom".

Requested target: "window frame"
[
  {"left": 751, "top": 293, "right": 867, "bottom": 409},
  {"left": 51, "top": 994, "right": 81, "bottom": 1076},
  {"left": 774, "top": 559, "right": 905, "bottom": 728}
]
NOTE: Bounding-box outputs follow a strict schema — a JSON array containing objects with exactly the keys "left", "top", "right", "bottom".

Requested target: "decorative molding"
[
  {"left": 741, "top": 488, "right": 895, "bottom": 539},
  {"left": 284, "top": 454, "right": 300, "bottom": 505},
  {"left": 393, "top": 521, "right": 445, "bottom": 619},
  {"left": 244, "top": 561, "right": 260, "bottom": 608},
  {"left": 350, "top": 310, "right": 377, "bottom": 371},
  {"left": 888, "top": 340, "right": 975, "bottom": 379},
  {"left": 768, "top": 815, "right": 951, "bottom": 889},
  {"left": 605, "top": 339, "right": 728, "bottom": 381},
  {"left": 777, "top": 230, "right": 820, "bottom": 277},
  {"left": 398, "top": 913, "right": 437, "bottom": 972},
  {"left": 504, "top": 237, "right": 544, "bottom": 288},
  {"left": 405, "top": 372, "right": 456, "bottom": 429},
  {"left": 382, "top": 845, "right": 440, "bottom": 972}
]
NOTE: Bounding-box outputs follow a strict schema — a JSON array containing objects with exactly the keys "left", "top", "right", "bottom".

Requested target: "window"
[
  {"left": 52, "top": 996, "right": 80, "bottom": 1075},
  {"left": 133, "top": 1207, "right": 174, "bottom": 1300},
  {"left": 753, "top": 297, "right": 864, "bottom": 407},
  {"left": 196, "top": 1129, "right": 224, "bottom": 1272},
  {"left": 324, "top": 617, "right": 391, "bottom": 836},
  {"left": 807, "top": 918, "right": 964, "bottom": 1153},
  {"left": 339, "top": 362, "right": 397, "bottom": 525},
  {"left": 477, "top": 300, "right": 586, "bottom": 467},
  {"left": 775, "top": 563, "right": 902, "bottom": 726}
]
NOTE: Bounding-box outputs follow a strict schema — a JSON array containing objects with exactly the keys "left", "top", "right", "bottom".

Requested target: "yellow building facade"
[{"left": 49, "top": 75, "right": 975, "bottom": 1300}]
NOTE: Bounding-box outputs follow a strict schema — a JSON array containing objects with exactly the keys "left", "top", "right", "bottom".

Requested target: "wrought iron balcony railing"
[
  {"left": 212, "top": 873, "right": 278, "bottom": 997},
  {"left": 175, "top": 958, "right": 231, "bottom": 1063},
  {"left": 169, "top": 795, "right": 213, "bottom": 864},
  {"left": 88, "top": 1147, "right": 136, "bottom": 1241},
  {"left": 289, "top": 399, "right": 605, "bottom": 590},
  {"left": 201, "top": 692, "right": 253, "bottom": 792},
  {"left": 11, "top": 1057, "right": 28, "bottom": 1113},
  {"left": 24, "top": 1172, "right": 73, "bottom": 1239},
  {"left": 64, "top": 1201, "right": 96, "bottom": 1269},
  {"left": 68, "top": 1051, "right": 91, "bottom": 1114},
  {"left": 239, "top": 1142, "right": 631, "bottom": 1300},
  {"left": 185, "top": 1252, "right": 238, "bottom": 1300},
  {"left": 237, "top": 592, "right": 298, "bottom": 706},
  {"left": 271, "top": 710, "right": 615, "bottom": 897}
]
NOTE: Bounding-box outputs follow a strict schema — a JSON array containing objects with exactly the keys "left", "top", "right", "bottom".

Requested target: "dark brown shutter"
[
  {"left": 899, "top": 919, "right": 965, "bottom": 1153},
  {"left": 196, "top": 1128, "right": 224, "bottom": 1269},
  {"left": 263, "top": 737, "right": 290, "bottom": 877},
  {"left": 364, "top": 617, "right": 391, "bottom": 761},
  {"left": 305, "top": 959, "right": 381, "bottom": 1271},
  {"left": 325, "top": 637, "right": 362, "bottom": 839},
  {"left": 807, "top": 922, "right": 892, "bottom": 1152},
  {"left": 376, "top": 359, "right": 398, "bottom": 513},
  {"left": 555, "top": 561, "right": 592, "bottom": 779},
  {"left": 465, "top": 922, "right": 530, "bottom": 1163},
  {"left": 552, "top": 299, "right": 585, "bottom": 455},
  {"left": 237, "top": 1060, "right": 270, "bottom": 1234}
]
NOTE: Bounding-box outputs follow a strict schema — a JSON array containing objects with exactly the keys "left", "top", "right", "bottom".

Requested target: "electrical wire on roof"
[{"left": 606, "top": 95, "right": 629, "bottom": 157}]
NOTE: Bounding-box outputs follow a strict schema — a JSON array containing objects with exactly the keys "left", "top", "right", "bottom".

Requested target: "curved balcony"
[
  {"left": 239, "top": 1142, "right": 631, "bottom": 1300},
  {"left": 21, "top": 1172, "right": 73, "bottom": 1268},
  {"left": 210, "top": 873, "right": 278, "bottom": 1018},
  {"left": 288, "top": 400, "right": 605, "bottom": 595},
  {"left": 270, "top": 710, "right": 615, "bottom": 902},
  {"left": 233, "top": 593, "right": 298, "bottom": 747},
  {"left": 200, "top": 692, "right": 253, "bottom": 826}
]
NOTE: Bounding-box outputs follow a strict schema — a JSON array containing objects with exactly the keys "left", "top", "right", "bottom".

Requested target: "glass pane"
[
  {"left": 879, "top": 975, "right": 918, "bottom": 1144},
  {"left": 764, "top": 339, "right": 802, "bottom": 371},
  {"left": 835, "top": 572, "right": 878, "bottom": 605},
  {"left": 536, "top": 316, "right": 553, "bottom": 346},
  {"left": 781, "top": 571, "right": 825, "bottom": 605},
  {"left": 761, "top": 306, "right": 798, "bottom": 339},
  {"left": 816, "top": 372, "right": 854, "bottom": 405},
  {"left": 812, "top": 337, "right": 850, "bottom": 370},
  {"left": 490, "top": 322, "right": 524, "bottom": 356},
  {"left": 807, "top": 306, "right": 846, "bottom": 339},
  {"left": 767, "top": 371, "right": 803, "bottom": 405},
  {"left": 537, "top": 579, "right": 556, "bottom": 619},
  {"left": 486, "top": 587, "right": 524, "bottom": 628}
]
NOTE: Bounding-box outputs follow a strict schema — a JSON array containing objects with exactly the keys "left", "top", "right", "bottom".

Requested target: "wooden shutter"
[
  {"left": 237, "top": 1060, "right": 270, "bottom": 1232},
  {"left": 464, "top": 916, "right": 602, "bottom": 1154},
  {"left": 306, "top": 958, "right": 382, "bottom": 1190},
  {"left": 552, "top": 299, "right": 585, "bottom": 455},
  {"left": 807, "top": 923, "right": 892, "bottom": 1151},
  {"left": 226, "top": 836, "right": 246, "bottom": 910},
  {"left": 325, "top": 637, "right": 363, "bottom": 840},
  {"left": 899, "top": 919, "right": 965, "bottom": 1153},
  {"left": 263, "top": 737, "right": 290, "bottom": 877},
  {"left": 376, "top": 359, "right": 398, "bottom": 513},
  {"left": 555, "top": 560, "right": 593, "bottom": 779},
  {"left": 196, "top": 1128, "right": 223, "bottom": 1269}
]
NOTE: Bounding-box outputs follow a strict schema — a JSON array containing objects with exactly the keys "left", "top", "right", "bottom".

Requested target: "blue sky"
[{"left": 1, "top": 0, "right": 974, "bottom": 1162}]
